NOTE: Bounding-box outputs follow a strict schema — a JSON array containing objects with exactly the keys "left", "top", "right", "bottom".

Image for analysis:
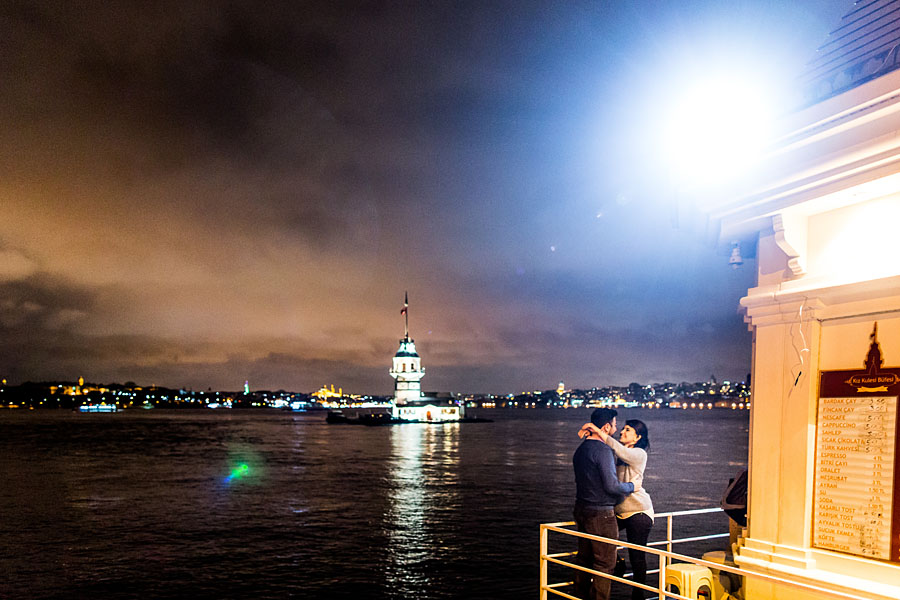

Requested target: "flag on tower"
[{"left": 400, "top": 292, "right": 408, "bottom": 315}]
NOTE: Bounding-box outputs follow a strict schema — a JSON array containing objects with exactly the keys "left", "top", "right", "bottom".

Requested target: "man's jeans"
[{"left": 573, "top": 505, "right": 618, "bottom": 600}]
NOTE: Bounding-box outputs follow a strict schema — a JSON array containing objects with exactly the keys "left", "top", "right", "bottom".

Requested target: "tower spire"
[
  {"left": 401, "top": 291, "right": 409, "bottom": 338},
  {"left": 391, "top": 293, "right": 424, "bottom": 407}
]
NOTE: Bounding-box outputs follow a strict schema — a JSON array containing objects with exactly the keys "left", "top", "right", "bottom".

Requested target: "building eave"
[{"left": 700, "top": 66, "right": 900, "bottom": 245}]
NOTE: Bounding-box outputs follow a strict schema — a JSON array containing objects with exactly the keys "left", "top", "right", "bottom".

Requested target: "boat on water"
[
  {"left": 78, "top": 404, "right": 117, "bottom": 413},
  {"left": 325, "top": 410, "right": 353, "bottom": 424}
]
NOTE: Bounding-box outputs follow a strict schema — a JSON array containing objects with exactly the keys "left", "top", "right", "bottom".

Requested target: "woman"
[{"left": 579, "top": 419, "right": 653, "bottom": 600}]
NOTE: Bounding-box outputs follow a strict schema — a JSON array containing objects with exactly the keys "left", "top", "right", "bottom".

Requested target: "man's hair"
[{"left": 590, "top": 407, "right": 617, "bottom": 429}]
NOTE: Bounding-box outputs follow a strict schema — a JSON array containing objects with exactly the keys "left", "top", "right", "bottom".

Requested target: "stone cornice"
[{"left": 742, "top": 275, "right": 900, "bottom": 326}]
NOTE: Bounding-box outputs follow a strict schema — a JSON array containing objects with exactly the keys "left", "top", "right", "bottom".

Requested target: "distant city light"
[{"left": 3, "top": 377, "right": 751, "bottom": 411}]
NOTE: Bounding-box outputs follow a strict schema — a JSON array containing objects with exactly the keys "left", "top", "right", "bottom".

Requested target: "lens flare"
[{"left": 225, "top": 463, "right": 250, "bottom": 482}]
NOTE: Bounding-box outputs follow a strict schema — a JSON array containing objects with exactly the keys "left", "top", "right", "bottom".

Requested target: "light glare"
[{"left": 663, "top": 76, "right": 775, "bottom": 185}]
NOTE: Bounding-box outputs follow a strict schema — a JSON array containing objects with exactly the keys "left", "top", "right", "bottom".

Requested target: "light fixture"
[{"left": 728, "top": 241, "right": 743, "bottom": 269}]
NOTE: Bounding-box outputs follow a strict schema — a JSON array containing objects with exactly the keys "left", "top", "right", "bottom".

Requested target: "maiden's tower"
[{"left": 389, "top": 293, "right": 464, "bottom": 422}]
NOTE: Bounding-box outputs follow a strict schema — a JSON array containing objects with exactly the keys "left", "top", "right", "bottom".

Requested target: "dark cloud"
[
  {"left": 0, "top": 271, "right": 104, "bottom": 331},
  {"left": 0, "top": 1, "right": 848, "bottom": 392}
]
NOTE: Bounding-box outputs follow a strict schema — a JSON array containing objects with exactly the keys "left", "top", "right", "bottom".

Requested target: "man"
[{"left": 573, "top": 407, "right": 635, "bottom": 600}]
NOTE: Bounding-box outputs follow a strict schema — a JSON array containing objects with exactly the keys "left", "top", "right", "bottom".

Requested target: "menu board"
[
  {"left": 814, "top": 323, "right": 900, "bottom": 563},
  {"left": 813, "top": 396, "right": 897, "bottom": 559}
]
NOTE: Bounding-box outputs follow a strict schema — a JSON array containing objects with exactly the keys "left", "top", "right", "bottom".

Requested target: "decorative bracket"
[{"left": 772, "top": 212, "right": 807, "bottom": 278}]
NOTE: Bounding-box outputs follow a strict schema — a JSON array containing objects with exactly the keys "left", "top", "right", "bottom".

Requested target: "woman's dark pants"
[{"left": 619, "top": 513, "right": 653, "bottom": 600}]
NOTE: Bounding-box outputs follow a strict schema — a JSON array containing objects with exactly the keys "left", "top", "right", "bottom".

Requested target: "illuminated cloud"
[
  {"left": 0, "top": 247, "right": 37, "bottom": 282},
  {"left": 0, "top": 1, "right": 846, "bottom": 392}
]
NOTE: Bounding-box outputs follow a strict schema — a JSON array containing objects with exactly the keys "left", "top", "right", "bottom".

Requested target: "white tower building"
[{"left": 389, "top": 292, "right": 424, "bottom": 405}]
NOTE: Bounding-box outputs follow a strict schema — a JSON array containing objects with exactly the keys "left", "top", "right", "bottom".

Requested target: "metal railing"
[{"left": 539, "top": 507, "right": 872, "bottom": 600}]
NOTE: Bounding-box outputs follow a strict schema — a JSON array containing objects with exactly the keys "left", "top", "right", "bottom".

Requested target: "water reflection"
[{"left": 384, "top": 424, "right": 460, "bottom": 596}]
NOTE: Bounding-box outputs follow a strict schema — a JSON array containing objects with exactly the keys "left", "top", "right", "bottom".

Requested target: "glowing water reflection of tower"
[
  {"left": 385, "top": 423, "right": 460, "bottom": 595},
  {"left": 389, "top": 292, "right": 424, "bottom": 405}
]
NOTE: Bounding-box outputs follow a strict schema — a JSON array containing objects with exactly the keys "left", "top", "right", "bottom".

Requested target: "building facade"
[{"left": 703, "top": 4, "right": 900, "bottom": 597}]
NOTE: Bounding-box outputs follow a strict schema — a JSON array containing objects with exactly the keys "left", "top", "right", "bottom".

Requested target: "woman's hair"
[{"left": 625, "top": 419, "right": 650, "bottom": 452}]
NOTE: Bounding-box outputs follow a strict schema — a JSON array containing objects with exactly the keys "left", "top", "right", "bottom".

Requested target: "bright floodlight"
[{"left": 662, "top": 75, "right": 775, "bottom": 186}]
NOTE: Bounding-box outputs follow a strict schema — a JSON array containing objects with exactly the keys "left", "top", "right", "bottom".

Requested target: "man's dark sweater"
[{"left": 573, "top": 439, "right": 634, "bottom": 509}]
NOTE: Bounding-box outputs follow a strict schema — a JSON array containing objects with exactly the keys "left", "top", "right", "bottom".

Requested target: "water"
[{"left": 0, "top": 408, "right": 748, "bottom": 599}]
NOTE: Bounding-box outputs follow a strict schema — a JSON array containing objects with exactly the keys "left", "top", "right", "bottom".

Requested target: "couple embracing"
[{"left": 572, "top": 407, "right": 653, "bottom": 600}]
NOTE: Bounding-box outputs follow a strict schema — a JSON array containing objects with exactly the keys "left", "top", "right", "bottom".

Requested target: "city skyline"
[
  {"left": 0, "top": 371, "right": 748, "bottom": 396},
  {"left": 0, "top": 373, "right": 750, "bottom": 412},
  {"left": 1, "top": 1, "right": 847, "bottom": 393}
]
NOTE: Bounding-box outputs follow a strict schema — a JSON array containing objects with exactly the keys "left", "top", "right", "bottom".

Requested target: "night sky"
[{"left": 1, "top": 1, "right": 848, "bottom": 394}]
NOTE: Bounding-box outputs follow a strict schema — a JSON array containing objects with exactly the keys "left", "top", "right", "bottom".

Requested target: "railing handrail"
[
  {"left": 545, "top": 506, "right": 726, "bottom": 529},
  {"left": 540, "top": 507, "right": 875, "bottom": 600},
  {"left": 544, "top": 507, "right": 729, "bottom": 556}
]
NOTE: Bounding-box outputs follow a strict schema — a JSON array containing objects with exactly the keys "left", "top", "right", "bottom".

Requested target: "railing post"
[
  {"left": 663, "top": 513, "right": 673, "bottom": 600},
  {"left": 539, "top": 524, "right": 548, "bottom": 600},
  {"left": 666, "top": 514, "right": 673, "bottom": 567},
  {"left": 658, "top": 550, "right": 667, "bottom": 600}
]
